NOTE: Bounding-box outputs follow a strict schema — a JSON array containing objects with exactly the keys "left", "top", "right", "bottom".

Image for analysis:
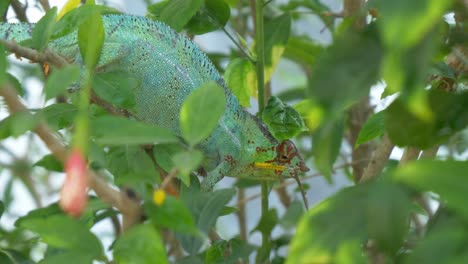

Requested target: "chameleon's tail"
[{"left": 0, "top": 23, "right": 34, "bottom": 42}]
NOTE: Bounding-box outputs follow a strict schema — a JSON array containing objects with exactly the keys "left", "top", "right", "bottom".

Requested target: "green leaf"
[
  {"left": 355, "top": 111, "right": 385, "bottom": 147},
  {"left": 225, "top": 238, "right": 256, "bottom": 263},
  {"left": 113, "top": 224, "right": 168, "bottom": 264},
  {"left": 5, "top": 73, "right": 24, "bottom": 96},
  {"left": 253, "top": 208, "right": 278, "bottom": 236},
  {"left": 172, "top": 149, "right": 204, "bottom": 186},
  {"left": 308, "top": 28, "right": 382, "bottom": 117},
  {"left": 312, "top": 118, "right": 344, "bottom": 181},
  {"left": 53, "top": 5, "right": 119, "bottom": 39},
  {"left": 31, "top": 7, "right": 57, "bottom": 51},
  {"left": 149, "top": 0, "right": 205, "bottom": 32},
  {"left": 0, "top": 43, "right": 7, "bottom": 85},
  {"left": 280, "top": 0, "right": 333, "bottom": 30},
  {"left": 0, "top": 248, "right": 35, "bottom": 264},
  {"left": 186, "top": 0, "right": 231, "bottom": 35},
  {"left": 381, "top": 29, "right": 440, "bottom": 95},
  {"left": 370, "top": 0, "right": 452, "bottom": 48},
  {"left": 262, "top": 96, "right": 306, "bottom": 141},
  {"left": 198, "top": 188, "right": 236, "bottom": 233},
  {"left": 180, "top": 81, "right": 226, "bottom": 146},
  {"left": 45, "top": 65, "right": 80, "bottom": 100},
  {"left": 367, "top": 180, "right": 412, "bottom": 254},
  {"left": 16, "top": 203, "right": 63, "bottom": 224},
  {"left": 90, "top": 116, "right": 178, "bottom": 145},
  {"left": 279, "top": 200, "right": 304, "bottom": 230},
  {"left": 38, "top": 103, "right": 78, "bottom": 130},
  {"left": 404, "top": 212, "right": 468, "bottom": 264},
  {"left": 106, "top": 146, "right": 159, "bottom": 196},
  {"left": 144, "top": 196, "right": 197, "bottom": 234},
  {"left": 153, "top": 143, "right": 186, "bottom": 173},
  {"left": 264, "top": 14, "right": 291, "bottom": 82},
  {"left": 0, "top": 111, "right": 38, "bottom": 139},
  {"left": 393, "top": 160, "right": 468, "bottom": 220},
  {"left": 224, "top": 58, "right": 256, "bottom": 107},
  {"left": 93, "top": 70, "right": 138, "bottom": 109},
  {"left": 0, "top": 200, "right": 4, "bottom": 219},
  {"left": 286, "top": 184, "right": 370, "bottom": 264},
  {"left": 78, "top": 8, "right": 104, "bottom": 70},
  {"left": 40, "top": 251, "right": 95, "bottom": 264},
  {"left": 0, "top": 0, "right": 10, "bottom": 17},
  {"left": 178, "top": 185, "right": 236, "bottom": 254},
  {"left": 205, "top": 240, "right": 228, "bottom": 264},
  {"left": 34, "top": 154, "right": 63, "bottom": 172},
  {"left": 386, "top": 90, "right": 468, "bottom": 149},
  {"left": 16, "top": 215, "right": 102, "bottom": 259},
  {"left": 283, "top": 36, "right": 323, "bottom": 66}
]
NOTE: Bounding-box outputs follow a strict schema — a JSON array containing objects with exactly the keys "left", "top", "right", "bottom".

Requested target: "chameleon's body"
[{"left": 0, "top": 14, "right": 308, "bottom": 190}]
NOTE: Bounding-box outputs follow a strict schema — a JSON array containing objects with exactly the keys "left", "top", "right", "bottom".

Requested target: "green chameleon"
[{"left": 0, "top": 14, "right": 309, "bottom": 191}]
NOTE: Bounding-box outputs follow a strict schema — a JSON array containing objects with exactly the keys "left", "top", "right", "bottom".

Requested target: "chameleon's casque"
[{"left": 0, "top": 14, "right": 309, "bottom": 190}]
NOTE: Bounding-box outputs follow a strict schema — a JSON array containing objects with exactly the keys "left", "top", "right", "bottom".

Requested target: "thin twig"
[
  {"left": 160, "top": 168, "right": 178, "bottom": 190},
  {"left": 39, "top": 0, "right": 51, "bottom": 11},
  {"left": 293, "top": 175, "right": 309, "bottom": 209},
  {"left": 238, "top": 161, "right": 360, "bottom": 206},
  {"left": 222, "top": 27, "right": 254, "bottom": 64},
  {"left": 237, "top": 187, "right": 247, "bottom": 240}
]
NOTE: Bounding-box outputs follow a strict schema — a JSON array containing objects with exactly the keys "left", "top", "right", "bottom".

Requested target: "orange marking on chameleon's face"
[{"left": 275, "top": 140, "right": 310, "bottom": 174}]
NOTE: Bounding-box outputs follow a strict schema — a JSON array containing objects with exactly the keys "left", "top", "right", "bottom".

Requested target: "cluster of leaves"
[{"left": 0, "top": 0, "right": 467, "bottom": 264}]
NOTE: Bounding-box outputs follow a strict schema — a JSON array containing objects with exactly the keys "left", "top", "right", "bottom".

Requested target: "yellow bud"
[{"left": 153, "top": 189, "right": 166, "bottom": 206}]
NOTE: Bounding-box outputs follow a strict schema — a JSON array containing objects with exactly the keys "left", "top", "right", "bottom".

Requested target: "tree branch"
[
  {"left": 10, "top": 0, "right": 29, "bottom": 22},
  {"left": 360, "top": 134, "right": 394, "bottom": 183},
  {"left": 39, "top": 0, "right": 51, "bottom": 12},
  {"left": 0, "top": 38, "right": 142, "bottom": 232}
]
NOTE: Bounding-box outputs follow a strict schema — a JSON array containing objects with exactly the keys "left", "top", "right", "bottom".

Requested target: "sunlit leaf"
[
  {"left": 308, "top": 27, "right": 382, "bottom": 117},
  {"left": 224, "top": 58, "right": 256, "bottom": 107},
  {"left": 180, "top": 81, "right": 226, "bottom": 146},
  {"left": 45, "top": 65, "right": 80, "bottom": 100},
  {"left": 78, "top": 7, "right": 104, "bottom": 70},
  {"left": 144, "top": 196, "right": 198, "bottom": 234},
  {"left": 370, "top": 0, "right": 452, "bottom": 48},
  {"left": 172, "top": 149, "right": 204, "bottom": 186},
  {"left": 262, "top": 96, "right": 306, "bottom": 140},
  {"left": 113, "top": 224, "right": 168, "bottom": 264},
  {"left": 393, "top": 160, "right": 468, "bottom": 220},
  {"left": 91, "top": 116, "right": 178, "bottom": 145},
  {"left": 148, "top": 0, "right": 204, "bottom": 32},
  {"left": 355, "top": 111, "right": 385, "bottom": 147},
  {"left": 264, "top": 14, "right": 291, "bottom": 83},
  {"left": 31, "top": 7, "right": 57, "bottom": 51},
  {"left": 186, "top": 0, "right": 231, "bottom": 34},
  {"left": 312, "top": 118, "right": 344, "bottom": 181}
]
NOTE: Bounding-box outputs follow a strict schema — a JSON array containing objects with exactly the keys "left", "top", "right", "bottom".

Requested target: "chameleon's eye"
[{"left": 276, "top": 140, "right": 298, "bottom": 163}]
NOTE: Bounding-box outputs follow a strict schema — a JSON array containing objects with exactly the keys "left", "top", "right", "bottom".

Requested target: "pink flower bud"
[{"left": 60, "top": 149, "right": 89, "bottom": 217}]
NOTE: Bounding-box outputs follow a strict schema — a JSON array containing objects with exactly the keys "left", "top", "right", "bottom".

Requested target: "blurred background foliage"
[{"left": 0, "top": 0, "right": 467, "bottom": 263}]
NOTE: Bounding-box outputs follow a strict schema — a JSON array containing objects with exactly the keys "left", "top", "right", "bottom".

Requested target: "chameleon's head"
[{"left": 251, "top": 140, "right": 309, "bottom": 180}]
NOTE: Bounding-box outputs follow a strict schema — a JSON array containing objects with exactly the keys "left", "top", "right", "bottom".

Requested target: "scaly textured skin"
[{"left": 0, "top": 14, "right": 309, "bottom": 190}]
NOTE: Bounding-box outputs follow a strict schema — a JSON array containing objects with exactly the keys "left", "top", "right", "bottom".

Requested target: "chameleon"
[{"left": 0, "top": 14, "right": 309, "bottom": 191}]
